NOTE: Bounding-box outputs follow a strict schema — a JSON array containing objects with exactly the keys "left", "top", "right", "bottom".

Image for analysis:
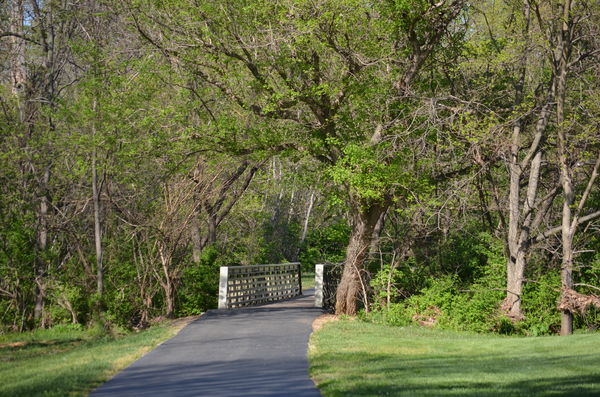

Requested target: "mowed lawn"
[
  {"left": 310, "top": 320, "right": 600, "bottom": 396},
  {"left": 0, "top": 319, "right": 193, "bottom": 397},
  {"left": 302, "top": 271, "right": 316, "bottom": 291}
]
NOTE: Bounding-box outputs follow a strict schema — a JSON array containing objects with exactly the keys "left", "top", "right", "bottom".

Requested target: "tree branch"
[
  {"left": 0, "top": 32, "right": 42, "bottom": 46},
  {"left": 532, "top": 210, "right": 600, "bottom": 244}
]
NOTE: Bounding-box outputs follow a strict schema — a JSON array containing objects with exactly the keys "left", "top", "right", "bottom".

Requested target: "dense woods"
[{"left": 1, "top": 0, "right": 599, "bottom": 336}]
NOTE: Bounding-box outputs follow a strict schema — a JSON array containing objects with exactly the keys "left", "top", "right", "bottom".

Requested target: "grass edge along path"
[
  {"left": 0, "top": 316, "right": 197, "bottom": 397},
  {"left": 309, "top": 319, "right": 600, "bottom": 397}
]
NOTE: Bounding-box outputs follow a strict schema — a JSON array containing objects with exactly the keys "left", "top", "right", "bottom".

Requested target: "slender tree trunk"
[
  {"left": 92, "top": 146, "right": 103, "bottom": 297},
  {"left": 34, "top": 166, "right": 50, "bottom": 326},
  {"left": 335, "top": 198, "right": 389, "bottom": 315},
  {"left": 159, "top": 245, "right": 175, "bottom": 318},
  {"left": 300, "top": 191, "right": 315, "bottom": 244},
  {"left": 9, "top": 0, "right": 26, "bottom": 96},
  {"left": 555, "top": 0, "right": 575, "bottom": 335},
  {"left": 164, "top": 280, "right": 175, "bottom": 318},
  {"left": 191, "top": 214, "right": 203, "bottom": 263},
  {"left": 503, "top": 1, "right": 531, "bottom": 320}
]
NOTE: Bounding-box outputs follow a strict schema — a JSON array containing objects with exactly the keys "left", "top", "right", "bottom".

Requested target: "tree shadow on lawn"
[
  {"left": 340, "top": 375, "right": 600, "bottom": 397},
  {"left": 0, "top": 338, "right": 84, "bottom": 361},
  {"left": 314, "top": 352, "right": 600, "bottom": 396}
]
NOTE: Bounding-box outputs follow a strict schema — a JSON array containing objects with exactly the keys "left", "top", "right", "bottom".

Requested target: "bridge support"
[{"left": 314, "top": 264, "right": 343, "bottom": 312}]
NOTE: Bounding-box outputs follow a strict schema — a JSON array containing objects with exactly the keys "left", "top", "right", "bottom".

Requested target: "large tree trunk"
[
  {"left": 504, "top": 251, "right": 526, "bottom": 319},
  {"left": 335, "top": 198, "right": 389, "bottom": 315},
  {"left": 164, "top": 280, "right": 175, "bottom": 318}
]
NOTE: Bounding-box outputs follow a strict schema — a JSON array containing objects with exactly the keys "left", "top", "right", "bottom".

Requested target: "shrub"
[
  {"left": 367, "top": 234, "right": 514, "bottom": 334},
  {"left": 176, "top": 246, "right": 220, "bottom": 316},
  {"left": 521, "top": 273, "right": 561, "bottom": 336}
]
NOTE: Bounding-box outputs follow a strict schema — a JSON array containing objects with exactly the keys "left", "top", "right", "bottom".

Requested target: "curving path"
[{"left": 91, "top": 290, "right": 323, "bottom": 397}]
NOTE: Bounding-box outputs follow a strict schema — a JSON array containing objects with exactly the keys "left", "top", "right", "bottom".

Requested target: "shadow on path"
[{"left": 91, "top": 290, "right": 323, "bottom": 397}]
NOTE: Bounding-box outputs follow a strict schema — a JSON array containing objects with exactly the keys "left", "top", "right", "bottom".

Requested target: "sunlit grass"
[
  {"left": 310, "top": 320, "right": 600, "bottom": 396},
  {"left": 0, "top": 320, "right": 191, "bottom": 397},
  {"left": 302, "top": 271, "right": 315, "bottom": 291}
]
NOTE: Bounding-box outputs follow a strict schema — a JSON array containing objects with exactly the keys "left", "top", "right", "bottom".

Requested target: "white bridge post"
[
  {"left": 218, "top": 266, "right": 229, "bottom": 309},
  {"left": 315, "top": 264, "right": 324, "bottom": 308}
]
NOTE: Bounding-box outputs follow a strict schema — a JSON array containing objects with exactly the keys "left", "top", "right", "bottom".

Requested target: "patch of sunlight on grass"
[
  {"left": 309, "top": 320, "right": 600, "bottom": 397},
  {"left": 0, "top": 319, "right": 193, "bottom": 397}
]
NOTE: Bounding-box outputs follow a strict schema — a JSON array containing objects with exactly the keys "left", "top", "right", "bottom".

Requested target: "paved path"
[{"left": 91, "top": 290, "right": 323, "bottom": 397}]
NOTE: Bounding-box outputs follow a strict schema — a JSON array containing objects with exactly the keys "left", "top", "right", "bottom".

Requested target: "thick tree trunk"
[
  {"left": 504, "top": 251, "right": 526, "bottom": 319},
  {"left": 207, "top": 216, "right": 217, "bottom": 246},
  {"left": 504, "top": 120, "right": 527, "bottom": 320},
  {"left": 335, "top": 199, "right": 389, "bottom": 315},
  {"left": 560, "top": 225, "right": 574, "bottom": 335},
  {"left": 164, "top": 281, "right": 175, "bottom": 318}
]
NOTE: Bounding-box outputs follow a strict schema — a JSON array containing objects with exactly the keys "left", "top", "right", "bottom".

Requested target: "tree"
[
  {"left": 538, "top": 0, "right": 600, "bottom": 334},
  {"left": 129, "top": 0, "right": 467, "bottom": 315}
]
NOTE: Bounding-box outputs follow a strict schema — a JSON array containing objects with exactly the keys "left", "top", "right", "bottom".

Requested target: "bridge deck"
[{"left": 91, "top": 289, "right": 323, "bottom": 396}]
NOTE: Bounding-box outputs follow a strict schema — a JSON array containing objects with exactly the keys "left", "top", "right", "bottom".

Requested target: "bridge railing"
[
  {"left": 314, "top": 263, "right": 343, "bottom": 312},
  {"left": 218, "top": 262, "right": 301, "bottom": 309}
]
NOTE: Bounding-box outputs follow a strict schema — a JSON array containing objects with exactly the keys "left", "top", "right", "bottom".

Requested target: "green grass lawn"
[
  {"left": 310, "top": 319, "right": 600, "bottom": 396},
  {"left": 0, "top": 319, "right": 193, "bottom": 397},
  {"left": 302, "top": 271, "right": 315, "bottom": 291}
]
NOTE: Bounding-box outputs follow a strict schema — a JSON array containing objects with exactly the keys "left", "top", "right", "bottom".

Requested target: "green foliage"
[
  {"left": 103, "top": 260, "right": 142, "bottom": 329},
  {"left": 521, "top": 273, "right": 561, "bottom": 336},
  {"left": 299, "top": 222, "right": 350, "bottom": 270},
  {"left": 0, "top": 214, "right": 36, "bottom": 331},
  {"left": 367, "top": 234, "right": 514, "bottom": 333},
  {"left": 46, "top": 281, "right": 86, "bottom": 325},
  {"left": 1, "top": 0, "right": 598, "bottom": 339},
  {"left": 176, "top": 246, "right": 220, "bottom": 316},
  {"left": 328, "top": 144, "right": 400, "bottom": 202},
  {"left": 370, "top": 264, "right": 403, "bottom": 310},
  {"left": 444, "top": 266, "right": 506, "bottom": 333},
  {"left": 576, "top": 236, "right": 600, "bottom": 331}
]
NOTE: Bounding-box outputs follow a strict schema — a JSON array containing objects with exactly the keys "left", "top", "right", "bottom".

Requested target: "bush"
[
  {"left": 176, "top": 246, "right": 220, "bottom": 316},
  {"left": 367, "top": 234, "right": 513, "bottom": 334},
  {"left": 369, "top": 264, "right": 403, "bottom": 310},
  {"left": 521, "top": 273, "right": 561, "bottom": 336}
]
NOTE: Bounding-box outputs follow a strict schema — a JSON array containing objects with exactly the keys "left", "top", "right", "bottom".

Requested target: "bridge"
[{"left": 91, "top": 263, "right": 341, "bottom": 396}]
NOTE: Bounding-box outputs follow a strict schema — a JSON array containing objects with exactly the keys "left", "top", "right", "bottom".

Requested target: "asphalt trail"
[{"left": 91, "top": 290, "right": 323, "bottom": 397}]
